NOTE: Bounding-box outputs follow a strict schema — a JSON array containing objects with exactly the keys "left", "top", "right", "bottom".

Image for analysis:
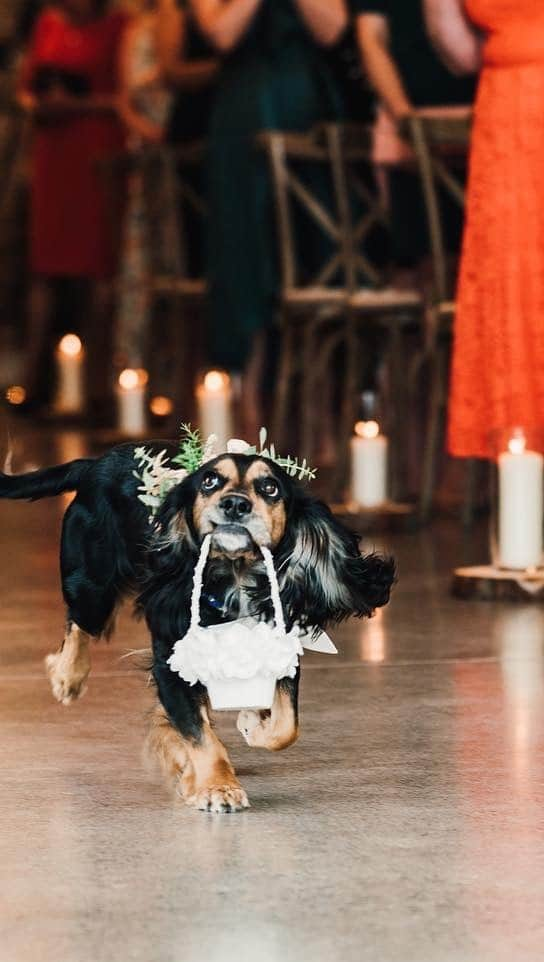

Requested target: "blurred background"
[{"left": 0, "top": 0, "right": 478, "bottom": 514}]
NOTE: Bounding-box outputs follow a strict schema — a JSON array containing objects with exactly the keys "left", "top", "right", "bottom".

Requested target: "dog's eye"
[
  {"left": 201, "top": 472, "right": 220, "bottom": 493},
  {"left": 261, "top": 478, "right": 279, "bottom": 499}
]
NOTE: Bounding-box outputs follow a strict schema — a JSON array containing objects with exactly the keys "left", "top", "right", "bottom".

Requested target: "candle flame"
[
  {"left": 118, "top": 368, "right": 140, "bottom": 391},
  {"left": 203, "top": 370, "right": 230, "bottom": 393},
  {"left": 355, "top": 419, "right": 380, "bottom": 440},
  {"left": 508, "top": 435, "right": 527, "bottom": 455},
  {"left": 149, "top": 395, "right": 173, "bottom": 417},
  {"left": 5, "top": 385, "right": 26, "bottom": 406},
  {"left": 58, "top": 334, "right": 82, "bottom": 357}
]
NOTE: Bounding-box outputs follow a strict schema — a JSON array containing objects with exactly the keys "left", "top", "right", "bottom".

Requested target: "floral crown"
[{"left": 134, "top": 425, "right": 316, "bottom": 517}]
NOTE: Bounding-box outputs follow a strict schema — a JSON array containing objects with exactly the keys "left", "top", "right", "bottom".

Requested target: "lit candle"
[
  {"left": 498, "top": 434, "right": 543, "bottom": 569},
  {"left": 117, "top": 368, "right": 147, "bottom": 435},
  {"left": 54, "top": 334, "right": 84, "bottom": 415},
  {"left": 350, "top": 420, "right": 388, "bottom": 507},
  {"left": 196, "top": 370, "right": 233, "bottom": 449}
]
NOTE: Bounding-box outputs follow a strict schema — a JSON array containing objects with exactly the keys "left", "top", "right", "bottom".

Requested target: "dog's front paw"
[
  {"left": 45, "top": 647, "right": 90, "bottom": 705},
  {"left": 237, "top": 709, "right": 268, "bottom": 746},
  {"left": 184, "top": 780, "right": 250, "bottom": 814}
]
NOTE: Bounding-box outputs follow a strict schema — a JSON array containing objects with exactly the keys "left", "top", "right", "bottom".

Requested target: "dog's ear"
[
  {"left": 137, "top": 477, "right": 198, "bottom": 642},
  {"left": 275, "top": 491, "right": 395, "bottom": 629}
]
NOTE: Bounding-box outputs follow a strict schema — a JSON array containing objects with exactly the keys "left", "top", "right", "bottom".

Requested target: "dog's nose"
[{"left": 220, "top": 494, "right": 252, "bottom": 522}]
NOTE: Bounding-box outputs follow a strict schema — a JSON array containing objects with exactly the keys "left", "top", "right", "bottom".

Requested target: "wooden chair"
[
  {"left": 140, "top": 142, "right": 207, "bottom": 421},
  {"left": 403, "top": 110, "right": 473, "bottom": 520},
  {"left": 259, "top": 125, "right": 421, "bottom": 498},
  {"left": 322, "top": 122, "right": 423, "bottom": 498}
]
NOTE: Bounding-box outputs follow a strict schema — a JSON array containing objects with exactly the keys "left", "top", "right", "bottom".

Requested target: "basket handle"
[
  {"left": 260, "top": 545, "right": 286, "bottom": 634},
  {"left": 188, "top": 535, "right": 286, "bottom": 633}
]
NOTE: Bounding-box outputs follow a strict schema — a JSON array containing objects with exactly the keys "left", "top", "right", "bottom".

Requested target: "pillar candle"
[
  {"left": 117, "top": 368, "right": 147, "bottom": 436},
  {"left": 54, "top": 334, "right": 84, "bottom": 415},
  {"left": 196, "top": 371, "right": 233, "bottom": 450},
  {"left": 498, "top": 439, "right": 543, "bottom": 569},
  {"left": 350, "top": 420, "right": 388, "bottom": 507}
]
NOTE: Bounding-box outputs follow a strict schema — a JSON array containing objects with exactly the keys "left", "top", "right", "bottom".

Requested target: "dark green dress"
[
  {"left": 352, "top": 0, "right": 475, "bottom": 266},
  {"left": 206, "top": 0, "right": 345, "bottom": 369}
]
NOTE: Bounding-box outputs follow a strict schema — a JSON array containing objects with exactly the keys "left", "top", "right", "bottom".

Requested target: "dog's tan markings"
[
  {"left": 147, "top": 704, "right": 249, "bottom": 812},
  {"left": 193, "top": 458, "right": 240, "bottom": 530},
  {"left": 45, "top": 623, "right": 91, "bottom": 705},
  {"left": 237, "top": 686, "right": 298, "bottom": 751},
  {"left": 244, "top": 460, "right": 287, "bottom": 547},
  {"left": 183, "top": 707, "right": 249, "bottom": 812}
]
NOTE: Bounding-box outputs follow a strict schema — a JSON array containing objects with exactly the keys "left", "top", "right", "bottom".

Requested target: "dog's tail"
[{"left": 0, "top": 458, "right": 93, "bottom": 501}]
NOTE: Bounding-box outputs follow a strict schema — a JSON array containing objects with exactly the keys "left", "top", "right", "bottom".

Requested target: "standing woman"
[
  {"left": 17, "top": 0, "right": 128, "bottom": 413},
  {"left": 189, "top": 0, "right": 348, "bottom": 427},
  {"left": 424, "top": 0, "right": 544, "bottom": 459}
]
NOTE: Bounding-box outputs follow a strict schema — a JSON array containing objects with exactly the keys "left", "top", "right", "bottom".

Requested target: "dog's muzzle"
[{"left": 209, "top": 524, "right": 256, "bottom": 560}]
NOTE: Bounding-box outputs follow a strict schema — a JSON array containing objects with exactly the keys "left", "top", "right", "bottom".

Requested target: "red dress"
[
  {"left": 448, "top": 0, "right": 544, "bottom": 458},
  {"left": 25, "top": 8, "right": 127, "bottom": 278}
]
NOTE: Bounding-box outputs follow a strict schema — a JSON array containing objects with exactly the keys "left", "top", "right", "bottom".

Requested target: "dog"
[{"left": 0, "top": 442, "right": 395, "bottom": 812}]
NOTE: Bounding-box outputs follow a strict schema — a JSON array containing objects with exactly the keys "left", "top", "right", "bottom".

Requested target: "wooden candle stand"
[{"left": 452, "top": 565, "right": 544, "bottom": 602}]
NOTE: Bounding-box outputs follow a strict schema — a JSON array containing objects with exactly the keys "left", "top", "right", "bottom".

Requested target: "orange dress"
[{"left": 448, "top": 0, "right": 544, "bottom": 458}]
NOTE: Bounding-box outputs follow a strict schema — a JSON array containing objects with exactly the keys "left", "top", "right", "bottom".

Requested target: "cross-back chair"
[
  {"left": 404, "top": 109, "right": 474, "bottom": 520},
  {"left": 260, "top": 125, "right": 422, "bottom": 498}
]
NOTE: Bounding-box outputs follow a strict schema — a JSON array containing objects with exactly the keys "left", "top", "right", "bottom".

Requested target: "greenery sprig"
[
  {"left": 133, "top": 424, "right": 316, "bottom": 518},
  {"left": 171, "top": 423, "right": 205, "bottom": 473},
  {"left": 246, "top": 427, "right": 317, "bottom": 481}
]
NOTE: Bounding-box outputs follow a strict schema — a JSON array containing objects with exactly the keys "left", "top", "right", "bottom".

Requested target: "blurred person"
[
  {"left": 157, "top": 0, "right": 217, "bottom": 146},
  {"left": 188, "top": 0, "right": 348, "bottom": 434},
  {"left": 425, "top": 0, "right": 544, "bottom": 459},
  {"left": 354, "top": 0, "right": 474, "bottom": 280},
  {"left": 115, "top": 0, "right": 171, "bottom": 368},
  {"left": 17, "top": 0, "right": 128, "bottom": 415}
]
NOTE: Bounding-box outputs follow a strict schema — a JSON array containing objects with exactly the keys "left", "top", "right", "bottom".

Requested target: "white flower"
[
  {"left": 168, "top": 618, "right": 302, "bottom": 686},
  {"left": 227, "top": 438, "right": 252, "bottom": 454}
]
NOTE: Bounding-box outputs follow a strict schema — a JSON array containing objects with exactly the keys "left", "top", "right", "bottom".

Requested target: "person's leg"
[
  {"left": 23, "top": 274, "right": 54, "bottom": 403},
  {"left": 84, "top": 278, "right": 115, "bottom": 422}
]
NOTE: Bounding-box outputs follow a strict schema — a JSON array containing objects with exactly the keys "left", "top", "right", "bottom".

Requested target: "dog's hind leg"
[
  {"left": 237, "top": 675, "right": 299, "bottom": 751},
  {"left": 45, "top": 621, "right": 92, "bottom": 706}
]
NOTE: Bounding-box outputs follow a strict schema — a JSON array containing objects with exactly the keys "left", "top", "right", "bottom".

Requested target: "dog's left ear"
[{"left": 276, "top": 491, "right": 395, "bottom": 628}]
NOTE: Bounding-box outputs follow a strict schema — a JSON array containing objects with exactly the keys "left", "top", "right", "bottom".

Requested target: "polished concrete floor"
[{"left": 1, "top": 428, "right": 544, "bottom": 962}]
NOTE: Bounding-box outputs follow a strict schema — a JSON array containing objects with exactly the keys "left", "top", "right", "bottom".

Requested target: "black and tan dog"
[{"left": 0, "top": 443, "right": 395, "bottom": 812}]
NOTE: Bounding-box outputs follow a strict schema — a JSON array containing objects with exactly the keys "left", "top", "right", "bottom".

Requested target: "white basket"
[
  {"left": 207, "top": 675, "right": 277, "bottom": 711},
  {"left": 168, "top": 535, "right": 301, "bottom": 711}
]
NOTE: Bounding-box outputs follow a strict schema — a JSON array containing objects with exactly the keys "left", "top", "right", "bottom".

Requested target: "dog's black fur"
[{"left": 0, "top": 442, "right": 395, "bottom": 805}]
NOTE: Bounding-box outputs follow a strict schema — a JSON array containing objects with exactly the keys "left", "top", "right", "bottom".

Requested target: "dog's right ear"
[{"left": 151, "top": 476, "right": 197, "bottom": 561}]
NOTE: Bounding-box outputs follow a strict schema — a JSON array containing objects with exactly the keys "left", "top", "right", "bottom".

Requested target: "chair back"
[
  {"left": 258, "top": 126, "right": 387, "bottom": 298},
  {"left": 404, "top": 111, "right": 472, "bottom": 303},
  {"left": 321, "top": 122, "right": 387, "bottom": 292}
]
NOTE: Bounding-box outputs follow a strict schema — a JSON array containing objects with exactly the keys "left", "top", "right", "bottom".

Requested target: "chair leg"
[
  {"left": 419, "top": 339, "right": 448, "bottom": 522},
  {"left": 271, "top": 316, "right": 296, "bottom": 449},
  {"left": 300, "top": 319, "right": 320, "bottom": 461},
  {"left": 386, "top": 320, "right": 406, "bottom": 502},
  {"left": 332, "top": 312, "right": 360, "bottom": 499}
]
